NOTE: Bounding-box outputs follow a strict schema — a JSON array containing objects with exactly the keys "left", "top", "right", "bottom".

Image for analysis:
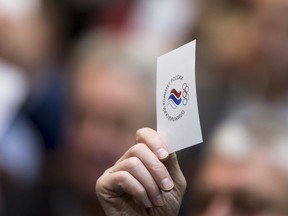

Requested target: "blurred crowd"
[{"left": 0, "top": 0, "right": 288, "bottom": 215}]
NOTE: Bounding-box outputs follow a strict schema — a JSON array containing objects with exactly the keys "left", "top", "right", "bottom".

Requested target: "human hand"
[{"left": 95, "top": 128, "right": 187, "bottom": 216}]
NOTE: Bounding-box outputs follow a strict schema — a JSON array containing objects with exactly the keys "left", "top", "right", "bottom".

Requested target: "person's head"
[
  {"left": 0, "top": 0, "right": 61, "bottom": 70},
  {"left": 198, "top": 0, "right": 288, "bottom": 98},
  {"left": 65, "top": 30, "right": 155, "bottom": 195},
  {"left": 190, "top": 106, "right": 288, "bottom": 216}
]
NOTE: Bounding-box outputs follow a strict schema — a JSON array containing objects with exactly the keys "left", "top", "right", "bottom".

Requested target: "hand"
[{"left": 96, "top": 128, "right": 187, "bottom": 216}]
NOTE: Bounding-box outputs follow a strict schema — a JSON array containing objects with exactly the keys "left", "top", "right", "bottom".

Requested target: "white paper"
[{"left": 157, "top": 40, "right": 202, "bottom": 152}]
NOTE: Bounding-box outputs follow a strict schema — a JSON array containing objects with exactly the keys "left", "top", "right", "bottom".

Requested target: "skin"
[{"left": 96, "top": 128, "right": 186, "bottom": 216}]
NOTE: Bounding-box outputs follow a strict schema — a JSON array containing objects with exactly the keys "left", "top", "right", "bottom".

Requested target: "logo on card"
[
  {"left": 167, "top": 83, "right": 190, "bottom": 109},
  {"left": 162, "top": 75, "right": 190, "bottom": 121},
  {"left": 167, "top": 89, "right": 182, "bottom": 109}
]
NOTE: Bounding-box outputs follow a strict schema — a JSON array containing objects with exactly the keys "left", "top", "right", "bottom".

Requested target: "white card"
[{"left": 157, "top": 40, "right": 202, "bottom": 153}]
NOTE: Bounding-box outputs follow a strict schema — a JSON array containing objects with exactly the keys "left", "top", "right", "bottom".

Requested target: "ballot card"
[{"left": 157, "top": 40, "right": 202, "bottom": 153}]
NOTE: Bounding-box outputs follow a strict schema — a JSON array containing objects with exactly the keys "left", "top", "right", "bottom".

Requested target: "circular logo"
[{"left": 162, "top": 75, "right": 190, "bottom": 121}]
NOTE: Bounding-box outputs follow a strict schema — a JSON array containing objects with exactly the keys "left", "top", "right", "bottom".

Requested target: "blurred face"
[
  {"left": 0, "top": 11, "right": 53, "bottom": 69},
  {"left": 190, "top": 154, "right": 288, "bottom": 216},
  {"left": 199, "top": 0, "right": 288, "bottom": 98},
  {"left": 202, "top": 0, "right": 288, "bottom": 74},
  {"left": 67, "top": 63, "right": 153, "bottom": 194}
]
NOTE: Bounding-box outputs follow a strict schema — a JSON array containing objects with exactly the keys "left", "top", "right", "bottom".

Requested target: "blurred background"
[{"left": 0, "top": 0, "right": 288, "bottom": 215}]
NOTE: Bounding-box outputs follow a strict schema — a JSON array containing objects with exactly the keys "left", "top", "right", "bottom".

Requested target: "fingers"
[
  {"left": 96, "top": 171, "right": 154, "bottom": 208},
  {"left": 134, "top": 128, "right": 186, "bottom": 197},
  {"left": 116, "top": 143, "right": 174, "bottom": 192},
  {"left": 96, "top": 128, "right": 186, "bottom": 212},
  {"left": 109, "top": 156, "right": 165, "bottom": 206},
  {"left": 135, "top": 128, "right": 169, "bottom": 161}
]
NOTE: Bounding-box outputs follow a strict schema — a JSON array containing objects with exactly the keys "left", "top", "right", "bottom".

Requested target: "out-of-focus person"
[
  {"left": 193, "top": 0, "right": 288, "bottom": 145},
  {"left": 45, "top": 30, "right": 156, "bottom": 216},
  {"left": 187, "top": 106, "right": 288, "bottom": 216},
  {"left": 0, "top": 0, "right": 67, "bottom": 215},
  {"left": 0, "top": 0, "right": 66, "bottom": 150},
  {"left": 0, "top": 0, "right": 67, "bottom": 176},
  {"left": 198, "top": 0, "right": 288, "bottom": 104},
  {"left": 0, "top": 0, "right": 45, "bottom": 185}
]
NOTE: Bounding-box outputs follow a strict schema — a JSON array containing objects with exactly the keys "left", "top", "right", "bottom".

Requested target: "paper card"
[{"left": 157, "top": 40, "right": 202, "bottom": 153}]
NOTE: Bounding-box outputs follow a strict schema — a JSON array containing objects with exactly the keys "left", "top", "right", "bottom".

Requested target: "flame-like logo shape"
[{"left": 167, "top": 89, "right": 182, "bottom": 109}]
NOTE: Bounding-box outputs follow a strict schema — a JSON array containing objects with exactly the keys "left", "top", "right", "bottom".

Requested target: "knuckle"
[
  {"left": 95, "top": 174, "right": 112, "bottom": 194},
  {"left": 125, "top": 157, "right": 142, "bottom": 170},
  {"left": 135, "top": 128, "right": 145, "bottom": 141},
  {"left": 136, "top": 128, "right": 152, "bottom": 142},
  {"left": 114, "top": 171, "right": 129, "bottom": 182},
  {"left": 130, "top": 143, "right": 147, "bottom": 154}
]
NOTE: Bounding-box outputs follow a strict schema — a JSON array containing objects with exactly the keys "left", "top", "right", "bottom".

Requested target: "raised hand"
[{"left": 96, "top": 128, "right": 187, "bottom": 216}]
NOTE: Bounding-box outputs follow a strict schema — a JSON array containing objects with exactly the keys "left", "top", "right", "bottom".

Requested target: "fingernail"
[
  {"left": 157, "top": 148, "right": 169, "bottom": 160},
  {"left": 161, "top": 177, "right": 174, "bottom": 191},
  {"left": 155, "top": 194, "right": 164, "bottom": 206}
]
